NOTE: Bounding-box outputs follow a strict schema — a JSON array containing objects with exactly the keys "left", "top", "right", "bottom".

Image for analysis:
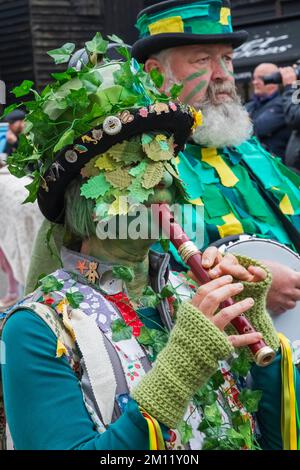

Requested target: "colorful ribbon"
[
  {"left": 140, "top": 408, "right": 165, "bottom": 450},
  {"left": 278, "top": 333, "right": 299, "bottom": 450}
]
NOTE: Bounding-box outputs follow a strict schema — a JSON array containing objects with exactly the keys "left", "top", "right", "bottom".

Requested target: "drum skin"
[{"left": 221, "top": 237, "right": 300, "bottom": 343}]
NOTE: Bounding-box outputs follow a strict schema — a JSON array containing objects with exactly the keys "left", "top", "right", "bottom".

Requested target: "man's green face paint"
[
  {"left": 219, "top": 58, "right": 234, "bottom": 78},
  {"left": 183, "top": 70, "right": 208, "bottom": 104},
  {"left": 183, "top": 70, "right": 207, "bottom": 83}
]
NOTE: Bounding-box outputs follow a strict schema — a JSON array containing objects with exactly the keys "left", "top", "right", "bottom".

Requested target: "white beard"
[{"left": 192, "top": 100, "right": 253, "bottom": 148}]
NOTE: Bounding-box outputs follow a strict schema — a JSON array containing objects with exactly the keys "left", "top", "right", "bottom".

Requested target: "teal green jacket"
[{"left": 2, "top": 309, "right": 299, "bottom": 450}]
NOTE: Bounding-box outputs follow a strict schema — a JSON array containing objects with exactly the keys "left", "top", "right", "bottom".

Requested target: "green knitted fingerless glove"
[
  {"left": 226, "top": 255, "right": 280, "bottom": 355},
  {"left": 131, "top": 302, "right": 234, "bottom": 429}
]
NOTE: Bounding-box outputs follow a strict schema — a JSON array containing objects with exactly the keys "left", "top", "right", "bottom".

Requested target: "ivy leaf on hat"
[
  {"left": 48, "top": 42, "right": 76, "bottom": 64},
  {"left": 85, "top": 32, "right": 109, "bottom": 55},
  {"left": 53, "top": 129, "right": 75, "bottom": 153},
  {"left": 24, "top": 171, "right": 42, "bottom": 203},
  {"left": 12, "top": 80, "right": 34, "bottom": 98}
]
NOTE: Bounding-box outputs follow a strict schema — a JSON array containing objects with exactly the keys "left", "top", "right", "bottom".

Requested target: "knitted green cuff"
[
  {"left": 229, "top": 255, "right": 280, "bottom": 354},
  {"left": 132, "top": 302, "right": 234, "bottom": 429}
]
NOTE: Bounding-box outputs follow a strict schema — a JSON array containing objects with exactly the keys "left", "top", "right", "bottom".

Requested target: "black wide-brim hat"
[
  {"left": 132, "top": 0, "right": 248, "bottom": 63},
  {"left": 38, "top": 102, "right": 194, "bottom": 224}
]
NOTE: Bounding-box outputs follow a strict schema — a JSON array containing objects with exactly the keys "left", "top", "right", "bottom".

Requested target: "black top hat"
[{"left": 132, "top": 0, "right": 248, "bottom": 63}]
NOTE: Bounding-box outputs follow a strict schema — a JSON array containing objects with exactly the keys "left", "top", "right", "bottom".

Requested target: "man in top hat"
[{"left": 132, "top": 0, "right": 300, "bottom": 317}]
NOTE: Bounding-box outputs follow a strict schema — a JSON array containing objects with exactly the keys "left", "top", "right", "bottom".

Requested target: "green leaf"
[
  {"left": 198, "top": 420, "right": 209, "bottom": 432},
  {"left": 12, "top": 80, "right": 34, "bottom": 98},
  {"left": 204, "top": 403, "right": 222, "bottom": 427},
  {"left": 23, "top": 171, "right": 41, "bottom": 203},
  {"left": 80, "top": 70, "right": 102, "bottom": 93},
  {"left": 113, "top": 61, "right": 134, "bottom": 89},
  {"left": 150, "top": 68, "right": 164, "bottom": 89},
  {"left": 225, "top": 428, "right": 245, "bottom": 446},
  {"left": 53, "top": 129, "right": 75, "bottom": 153},
  {"left": 202, "top": 437, "right": 219, "bottom": 450},
  {"left": 0, "top": 103, "right": 22, "bottom": 119},
  {"left": 116, "top": 46, "right": 131, "bottom": 61},
  {"left": 80, "top": 173, "right": 111, "bottom": 200},
  {"left": 47, "top": 43, "right": 75, "bottom": 64},
  {"left": 170, "top": 83, "right": 184, "bottom": 100},
  {"left": 150, "top": 329, "right": 168, "bottom": 355},
  {"left": 210, "top": 370, "right": 225, "bottom": 390},
  {"left": 230, "top": 349, "right": 251, "bottom": 377},
  {"left": 137, "top": 326, "right": 168, "bottom": 356},
  {"left": 111, "top": 319, "right": 132, "bottom": 342},
  {"left": 141, "top": 286, "right": 160, "bottom": 308},
  {"left": 178, "top": 421, "right": 194, "bottom": 445},
  {"left": 112, "top": 265, "right": 134, "bottom": 282},
  {"left": 239, "top": 389, "right": 262, "bottom": 413},
  {"left": 66, "top": 88, "right": 90, "bottom": 113},
  {"left": 40, "top": 275, "right": 64, "bottom": 294},
  {"left": 33, "top": 273, "right": 47, "bottom": 291},
  {"left": 160, "top": 284, "right": 176, "bottom": 299},
  {"left": 85, "top": 32, "right": 109, "bottom": 55},
  {"left": 137, "top": 326, "right": 153, "bottom": 346},
  {"left": 231, "top": 410, "right": 245, "bottom": 429},
  {"left": 238, "top": 421, "right": 253, "bottom": 449},
  {"left": 107, "top": 34, "right": 125, "bottom": 45},
  {"left": 66, "top": 291, "right": 84, "bottom": 309},
  {"left": 52, "top": 68, "right": 78, "bottom": 83},
  {"left": 194, "top": 386, "right": 217, "bottom": 407}
]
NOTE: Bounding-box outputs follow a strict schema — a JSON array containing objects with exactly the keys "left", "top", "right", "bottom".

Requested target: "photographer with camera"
[
  {"left": 246, "top": 63, "right": 291, "bottom": 160},
  {"left": 278, "top": 66, "right": 300, "bottom": 173}
]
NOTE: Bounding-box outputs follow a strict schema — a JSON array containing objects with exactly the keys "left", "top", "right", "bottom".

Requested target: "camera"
[{"left": 263, "top": 65, "right": 300, "bottom": 85}]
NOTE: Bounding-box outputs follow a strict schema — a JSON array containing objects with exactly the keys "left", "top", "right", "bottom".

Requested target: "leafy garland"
[{"left": 2, "top": 32, "right": 190, "bottom": 204}]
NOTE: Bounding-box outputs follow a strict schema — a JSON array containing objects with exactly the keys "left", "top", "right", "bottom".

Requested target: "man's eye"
[
  {"left": 224, "top": 56, "right": 233, "bottom": 63},
  {"left": 196, "top": 57, "right": 209, "bottom": 63}
]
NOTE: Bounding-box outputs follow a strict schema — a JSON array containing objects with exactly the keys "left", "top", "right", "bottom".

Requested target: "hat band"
[{"left": 137, "top": 2, "right": 233, "bottom": 38}]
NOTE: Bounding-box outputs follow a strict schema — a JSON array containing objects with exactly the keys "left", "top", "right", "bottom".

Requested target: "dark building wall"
[
  {"left": 0, "top": 0, "right": 144, "bottom": 103},
  {"left": 30, "top": 0, "right": 105, "bottom": 89},
  {"left": 0, "top": 0, "right": 34, "bottom": 102},
  {"left": 232, "top": 0, "right": 300, "bottom": 25},
  {"left": 102, "top": 0, "right": 144, "bottom": 43}
]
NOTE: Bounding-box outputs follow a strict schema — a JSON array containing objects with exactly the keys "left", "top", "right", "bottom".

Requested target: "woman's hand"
[
  {"left": 191, "top": 275, "right": 263, "bottom": 348},
  {"left": 199, "top": 246, "right": 267, "bottom": 283}
]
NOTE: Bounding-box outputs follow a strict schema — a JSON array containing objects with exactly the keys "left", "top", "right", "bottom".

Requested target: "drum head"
[{"left": 225, "top": 238, "right": 300, "bottom": 342}]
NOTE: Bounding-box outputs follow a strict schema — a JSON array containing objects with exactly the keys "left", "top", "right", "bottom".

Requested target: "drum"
[{"left": 218, "top": 237, "right": 300, "bottom": 342}]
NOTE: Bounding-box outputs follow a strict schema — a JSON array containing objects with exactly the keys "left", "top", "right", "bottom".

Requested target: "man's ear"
[
  {"left": 145, "top": 58, "right": 168, "bottom": 91},
  {"left": 145, "top": 58, "right": 164, "bottom": 74}
]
